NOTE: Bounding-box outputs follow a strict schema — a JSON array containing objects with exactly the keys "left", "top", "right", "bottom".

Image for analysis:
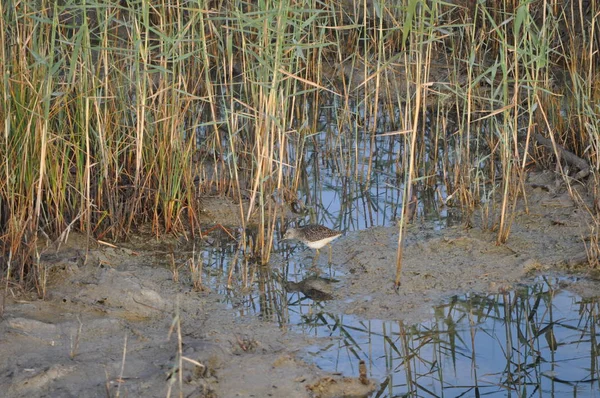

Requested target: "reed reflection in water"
[{"left": 293, "top": 277, "right": 600, "bottom": 398}]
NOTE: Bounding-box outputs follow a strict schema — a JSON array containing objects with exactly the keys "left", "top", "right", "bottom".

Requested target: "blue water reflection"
[{"left": 291, "top": 277, "right": 600, "bottom": 397}]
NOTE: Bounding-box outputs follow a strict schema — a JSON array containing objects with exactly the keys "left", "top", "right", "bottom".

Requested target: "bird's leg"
[
  {"left": 328, "top": 244, "right": 333, "bottom": 264},
  {"left": 311, "top": 248, "right": 321, "bottom": 267},
  {"left": 310, "top": 257, "right": 318, "bottom": 270}
]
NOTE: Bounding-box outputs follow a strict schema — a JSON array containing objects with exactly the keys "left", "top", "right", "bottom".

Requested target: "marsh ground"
[{"left": 1, "top": 171, "right": 598, "bottom": 398}]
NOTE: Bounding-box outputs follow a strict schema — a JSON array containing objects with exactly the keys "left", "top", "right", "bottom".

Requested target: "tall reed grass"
[{"left": 1, "top": 0, "right": 599, "bottom": 293}]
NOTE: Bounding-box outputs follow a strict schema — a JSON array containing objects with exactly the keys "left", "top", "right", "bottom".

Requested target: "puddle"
[
  {"left": 292, "top": 276, "right": 600, "bottom": 397},
  {"left": 175, "top": 238, "right": 599, "bottom": 397}
]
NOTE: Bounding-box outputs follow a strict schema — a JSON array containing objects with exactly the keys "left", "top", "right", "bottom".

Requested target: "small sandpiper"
[{"left": 282, "top": 224, "right": 342, "bottom": 264}]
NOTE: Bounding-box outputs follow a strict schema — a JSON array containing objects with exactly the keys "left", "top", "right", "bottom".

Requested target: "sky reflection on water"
[{"left": 290, "top": 276, "right": 600, "bottom": 397}]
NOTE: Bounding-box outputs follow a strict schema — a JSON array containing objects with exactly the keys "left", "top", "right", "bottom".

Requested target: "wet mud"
[{"left": 1, "top": 171, "right": 599, "bottom": 397}]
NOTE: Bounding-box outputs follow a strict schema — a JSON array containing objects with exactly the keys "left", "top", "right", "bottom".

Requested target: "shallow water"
[
  {"left": 195, "top": 238, "right": 599, "bottom": 398},
  {"left": 295, "top": 128, "right": 455, "bottom": 232},
  {"left": 293, "top": 276, "right": 600, "bottom": 398},
  {"left": 187, "top": 123, "right": 600, "bottom": 397}
]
